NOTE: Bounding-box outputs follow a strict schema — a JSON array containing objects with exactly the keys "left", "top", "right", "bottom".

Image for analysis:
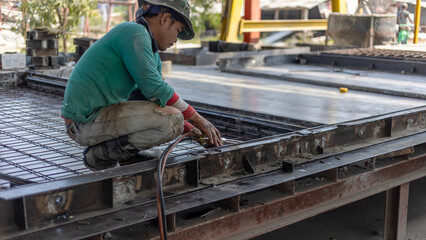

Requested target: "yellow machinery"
[
  {"left": 220, "top": 0, "right": 244, "bottom": 42},
  {"left": 220, "top": 0, "right": 422, "bottom": 45},
  {"left": 413, "top": 0, "right": 422, "bottom": 44},
  {"left": 220, "top": 0, "right": 347, "bottom": 42}
]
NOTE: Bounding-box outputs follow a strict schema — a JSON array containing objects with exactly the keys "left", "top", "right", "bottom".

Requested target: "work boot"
[
  {"left": 83, "top": 136, "right": 140, "bottom": 171},
  {"left": 120, "top": 148, "right": 163, "bottom": 166},
  {"left": 137, "top": 148, "right": 162, "bottom": 160}
]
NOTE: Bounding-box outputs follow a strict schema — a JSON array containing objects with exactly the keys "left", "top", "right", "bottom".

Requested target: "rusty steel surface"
[
  {"left": 6, "top": 147, "right": 426, "bottom": 240},
  {"left": 168, "top": 156, "right": 426, "bottom": 240}
]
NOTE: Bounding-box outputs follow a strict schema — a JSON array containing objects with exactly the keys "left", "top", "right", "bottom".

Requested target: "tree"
[
  {"left": 189, "top": 0, "right": 222, "bottom": 37},
  {"left": 17, "top": 0, "right": 97, "bottom": 52}
]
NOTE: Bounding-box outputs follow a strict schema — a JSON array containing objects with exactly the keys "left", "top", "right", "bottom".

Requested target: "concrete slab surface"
[
  {"left": 225, "top": 64, "right": 426, "bottom": 99},
  {"left": 166, "top": 65, "right": 426, "bottom": 125}
]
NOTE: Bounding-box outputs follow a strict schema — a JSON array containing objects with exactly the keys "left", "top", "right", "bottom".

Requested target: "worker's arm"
[
  {"left": 406, "top": 11, "right": 414, "bottom": 24},
  {"left": 166, "top": 92, "right": 222, "bottom": 147}
]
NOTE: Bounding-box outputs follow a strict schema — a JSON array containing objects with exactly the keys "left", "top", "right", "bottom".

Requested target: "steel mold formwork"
[
  {"left": 0, "top": 73, "right": 425, "bottom": 239},
  {"left": 299, "top": 48, "right": 426, "bottom": 75},
  {"left": 0, "top": 90, "right": 424, "bottom": 238}
]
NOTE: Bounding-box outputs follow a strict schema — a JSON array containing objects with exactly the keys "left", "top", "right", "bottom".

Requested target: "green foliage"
[
  {"left": 16, "top": 0, "right": 97, "bottom": 52},
  {"left": 88, "top": 12, "right": 104, "bottom": 28},
  {"left": 114, "top": 5, "right": 129, "bottom": 20},
  {"left": 189, "top": 0, "right": 222, "bottom": 37}
]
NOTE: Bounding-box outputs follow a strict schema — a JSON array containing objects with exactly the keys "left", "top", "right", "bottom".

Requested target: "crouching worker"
[{"left": 61, "top": 0, "right": 222, "bottom": 170}]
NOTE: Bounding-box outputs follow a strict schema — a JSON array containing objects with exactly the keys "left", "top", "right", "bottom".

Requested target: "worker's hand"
[
  {"left": 189, "top": 126, "right": 202, "bottom": 136},
  {"left": 188, "top": 112, "right": 223, "bottom": 147}
]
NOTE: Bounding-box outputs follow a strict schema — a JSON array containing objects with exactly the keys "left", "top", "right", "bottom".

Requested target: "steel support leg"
[{"left": 384, "top": 183, "right": 409, "bottom": 240}]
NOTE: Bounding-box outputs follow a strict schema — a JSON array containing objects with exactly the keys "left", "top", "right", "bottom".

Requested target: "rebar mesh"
[
  {"left": 0, "top": 87, "right": 275, "bottom": 189},
  {"left": 0, "top": 88, "right": 90, "bottom": 188}
]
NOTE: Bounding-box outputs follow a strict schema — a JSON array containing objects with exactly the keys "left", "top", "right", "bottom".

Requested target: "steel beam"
[
  {"left": 240, "top": 19, "right": 328, "bottom": 33},
  {"left": 7, "top": 152, "right": 426, "bottom": 240},
  {"left": 169, "top": 156, "right": 426, "bottom": 240},
  {"left": 0, "top": 173, "right": 34, "bottom": 185}
]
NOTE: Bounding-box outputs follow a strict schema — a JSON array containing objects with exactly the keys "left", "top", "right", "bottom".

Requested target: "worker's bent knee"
[
  {"left": 154, "top": 106, "right": 181, "bottom": 116},
  {"left": 128, "top": 110, "right": 184, "bottom": 149}
]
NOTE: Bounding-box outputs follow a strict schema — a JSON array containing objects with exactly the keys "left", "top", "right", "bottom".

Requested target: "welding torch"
[
  {"left": 185, "top": 120, "right": 225, "bottom": 147},
  {"left": 192, "top": 133, "right": 227, "bottom": 148}
]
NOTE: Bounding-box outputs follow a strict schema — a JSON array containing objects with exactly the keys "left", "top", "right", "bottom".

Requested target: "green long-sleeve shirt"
[{"left": 61, "top": 21, "right": 174, "bottom": 123}]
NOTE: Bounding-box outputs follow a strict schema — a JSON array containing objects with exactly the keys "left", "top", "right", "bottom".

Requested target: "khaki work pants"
[{"left": 66, "top": 101, "right": 184, "bottom": 150}]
